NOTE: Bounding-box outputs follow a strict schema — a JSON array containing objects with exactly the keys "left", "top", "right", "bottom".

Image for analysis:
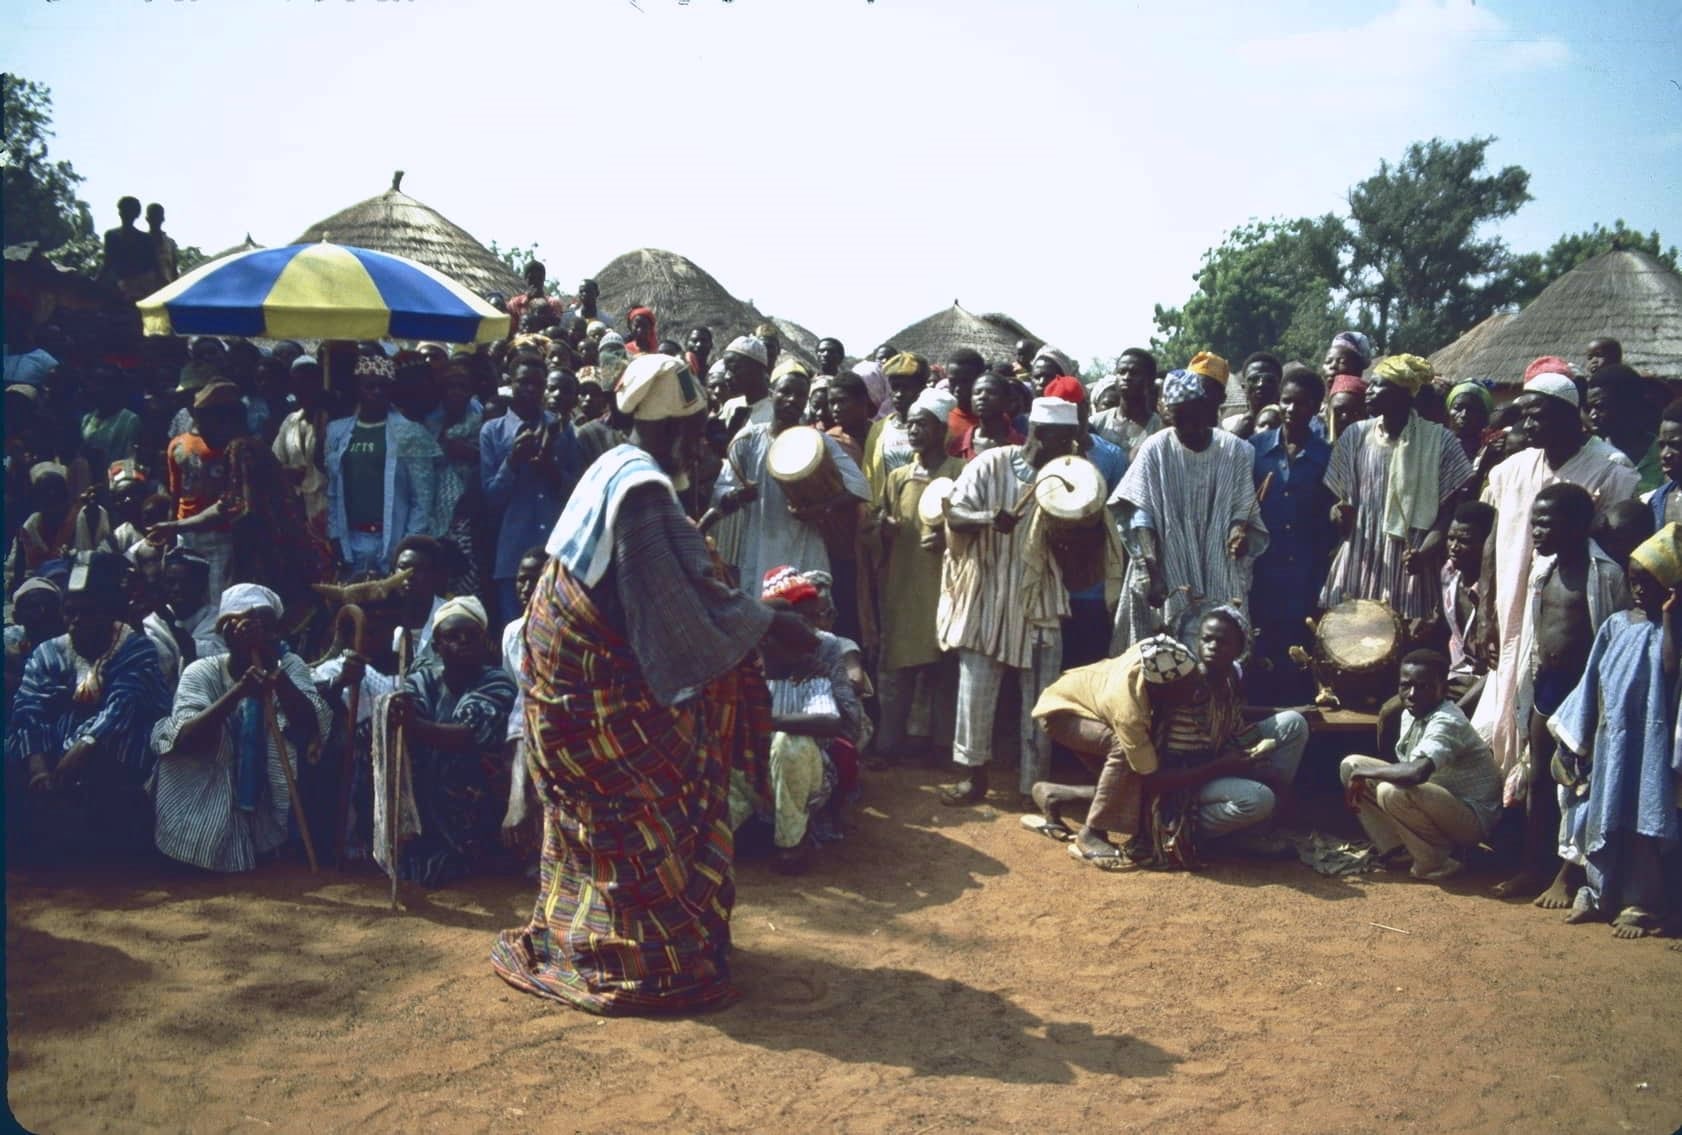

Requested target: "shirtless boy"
[{"left": 1495, "top": 483, "right": 1629, "bottom": 902}]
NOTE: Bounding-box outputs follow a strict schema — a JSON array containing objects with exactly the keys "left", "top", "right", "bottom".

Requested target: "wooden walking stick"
[
  {"left": 333, "top": 604, "right": 367, "bottom": 870},
  {"left": 389, "top": 626, "right": 413, "bottom": 911},
  {"left": 263, "top": 682, "right": 320, "bottom": 874}
]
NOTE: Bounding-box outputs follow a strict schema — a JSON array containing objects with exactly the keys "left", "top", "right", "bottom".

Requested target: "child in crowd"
[
  {"left": 1496, "top": 483, "right": 1629, "bottom": 904},
  {"left": 1377, "top": 500, "right": 1494, "bottom": 757},
  {"left": 1548, "top": 522, "right": 1682, "bottom": 938}
]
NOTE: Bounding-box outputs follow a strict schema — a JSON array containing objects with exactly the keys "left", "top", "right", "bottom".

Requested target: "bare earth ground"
[{"left": 7, "top": 765, "right": 1682, "bottom": 1135}]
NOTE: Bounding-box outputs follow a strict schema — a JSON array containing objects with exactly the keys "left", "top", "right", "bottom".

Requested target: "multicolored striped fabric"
[
  {"left": 136, "top": 242, "right": 510, "bottom": 343},
  {"left": 490, "top": 559, "right": 771, "bottom": 1015}
]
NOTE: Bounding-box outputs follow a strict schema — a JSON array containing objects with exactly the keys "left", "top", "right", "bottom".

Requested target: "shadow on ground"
[{"left": 710, "top": 952, "right": 1179, "bottom": 1084}]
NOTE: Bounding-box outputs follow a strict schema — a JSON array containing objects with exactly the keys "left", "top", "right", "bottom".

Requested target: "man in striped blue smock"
[{"left": 151, "top": 584, "right": 332, "bottom": 872}]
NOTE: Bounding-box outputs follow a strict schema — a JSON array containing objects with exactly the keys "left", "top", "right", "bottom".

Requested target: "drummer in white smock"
[
  {"left": 709, "top": 367, "right": 870, "bottom": 593},
  {"left": 938, "top": 397, "right": 1118, "bottom": 808}
]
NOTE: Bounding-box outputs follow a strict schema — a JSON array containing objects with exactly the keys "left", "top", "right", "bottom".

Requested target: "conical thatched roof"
[
  {"left": 293, "top": 172, "right": 521, "bottom": 300},
  {"left": 593, "top": 248, "right": 814, "bottom": 365},
  {"left": 209, "top": 233, "right": 263, "bottom": 262},
  {"left": 880, "top": 303, "right": 1042, "bottom": 369},
  {"left": 769, "top": 315, "right": 821, "bottom": 360},
  {"left": 1430, "top": 250, "right": 1682, "bottom": 384},
  {"left": 1427, "top": 311, "right": 1514, "bottom": 380}
]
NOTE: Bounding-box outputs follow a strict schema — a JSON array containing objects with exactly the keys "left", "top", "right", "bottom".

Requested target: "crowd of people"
[{"left": 5, "top": 247, "right": 1680, "bottom": 1017}]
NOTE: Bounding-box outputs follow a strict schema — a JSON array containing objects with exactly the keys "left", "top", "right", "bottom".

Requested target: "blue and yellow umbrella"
[{"left": 137, "top": 242, "right": 510, "bottom": 343}]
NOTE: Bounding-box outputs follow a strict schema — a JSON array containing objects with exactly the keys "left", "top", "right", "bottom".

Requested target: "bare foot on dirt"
[{"left": 1533, "top": 878, "right": 1574, "bottom": 909}]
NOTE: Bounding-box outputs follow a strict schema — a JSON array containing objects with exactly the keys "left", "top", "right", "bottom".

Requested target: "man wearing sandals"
[{"left": 1024, "top": 615, "right": 1308, "bottom": 869}]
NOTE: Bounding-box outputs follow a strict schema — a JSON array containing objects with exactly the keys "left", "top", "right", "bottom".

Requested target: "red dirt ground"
[{"left": 7, "top": 766, "right": 1681, "bottom": 1134}]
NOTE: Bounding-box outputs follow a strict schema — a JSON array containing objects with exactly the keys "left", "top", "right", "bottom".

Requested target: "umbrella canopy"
[{"left": 137, "top": 242, "right": 510, "bottom": 343}]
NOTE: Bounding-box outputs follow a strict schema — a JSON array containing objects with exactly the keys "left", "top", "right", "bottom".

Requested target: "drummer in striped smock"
[
  {"left": 1318, "top": 354, "right": 1473, "bottom": 624},
  {"left": 938, "top": 397, "right": 1096, "bottom": 807},
  {"left": 710, "top": 367, "right": 871, "bottom": 594},
  {"left": 1110, "top": 357, "right": 1268, "bottom": 654}
]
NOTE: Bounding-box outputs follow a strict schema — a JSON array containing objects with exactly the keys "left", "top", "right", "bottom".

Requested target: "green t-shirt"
[{"left": 342, "top": 420, "right": 387, "bottom": 528}]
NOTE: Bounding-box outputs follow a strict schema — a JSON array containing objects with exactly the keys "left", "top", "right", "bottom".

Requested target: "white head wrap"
[
  {"left": 1090, "top": 375, "right": 1120, "bottom": 405},
  {"left": 909, "top": 387, "right": 957, "bottom": 424},
  {"left": 432, "top": 595, "right": 488, "bottom": 632},
  {"left": 1028, "top": 397, "right": 1079, "bottom": 427},
  {"left": 616, "top": 353, "right": 706, "bottom": 422},
  {"left": 1524, "top": 372, "right": 1579, "bottom": 408},
  {"left": 216, "top": 583, "right": 283, "bottom": 628},
  {"left": 723, "top": 336, "right": 769, "bottom": 368}
]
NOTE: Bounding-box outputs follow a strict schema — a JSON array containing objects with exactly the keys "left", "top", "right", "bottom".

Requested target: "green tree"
[
  {"left": 2, "top": 74, "right": 98, "bottom": 271},
  {"left": 1150, "top": 216, "right": 1348, "bottom": 367},
  {"left": 487, "top": 239, "right": 562, "bottom": 296},
  {"left": 1508, "top": 219, "right": 1678, "bottom": 305},
  {"left": 1344, "top": 137, "right": 1531, "bottom": 356}
]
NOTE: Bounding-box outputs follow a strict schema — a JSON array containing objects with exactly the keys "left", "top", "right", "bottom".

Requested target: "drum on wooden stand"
[
  {"left": 1032, "top": 454, "right": 1108, "bottom": 592},
  {"left": 1299, "top": 598, "right": 1402, "bottom": 711},
  {"left": 767, "top": 425, "right": 855, "bottom": 555}
]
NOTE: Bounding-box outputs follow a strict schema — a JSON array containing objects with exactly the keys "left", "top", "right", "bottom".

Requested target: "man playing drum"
[
  {"left": 709, "top": 369, "right": 870, "bottom": 594},
  {"left": 874, "top": 388, "right": 966, "bottom": 765},
  {"left": 937, "top": 397, "right": 1085, "bottom": 807}
]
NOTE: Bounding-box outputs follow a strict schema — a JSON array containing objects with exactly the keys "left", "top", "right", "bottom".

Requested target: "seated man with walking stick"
[{"left": 152, "top": 584, "right": 332, "bottom": 872}]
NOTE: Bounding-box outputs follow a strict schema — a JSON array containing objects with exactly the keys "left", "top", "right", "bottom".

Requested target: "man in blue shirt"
[
  {"left": 1249, "top": 367, "right": 1334, "bottom": 704},
  {"left": 481, "top": 357, "right": 580, "bottom": 628},
  {"left": 1061, "top": 395, "right": 1128, "bottom": 670}
]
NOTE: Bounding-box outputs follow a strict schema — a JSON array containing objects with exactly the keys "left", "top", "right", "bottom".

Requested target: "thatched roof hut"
[
  {"left": 592, "top": 248, "right": 815, "bottom": 365},
  {"left": 208, "top": 233, "right": 263, "bottom": 262},
  {"left": 1430, "top": 250, "right": 1682, "bottom": 384},
  {"left": 293, "top": 172, "right": 521, "bottom": 300},
  {"left": 880, "top": 303, "right": 1042, "bottom": 369},
  {"left": 1427, "top": 311, "right": 1514, "bottom": 381}
]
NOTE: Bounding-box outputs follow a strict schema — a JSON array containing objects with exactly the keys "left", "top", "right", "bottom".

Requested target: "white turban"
[
  {"left": 216, "top": 583, "right": 283, "bottom": 629},
  {"left": 723, "top": 336, "right": 769, "bottom": 368},
  {"left": 909, "top": 387, "right": 956, "bottom": 424},
  {"left": 1524, "top": 372, "right": 1579, "bottom": 408},
  {"left": 616, "top": 353, "right": 705, "bottom": 422},
  {"left": 432, "top": 595, "right": 488, "bottom": 632},
  {"left": 1028, "top": 396, "right": 1079, "bottom": 427}
]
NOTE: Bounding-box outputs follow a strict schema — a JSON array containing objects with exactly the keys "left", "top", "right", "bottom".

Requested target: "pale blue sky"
[{"left": 7, "top": 0, "right": 1680, "bottom": 362}]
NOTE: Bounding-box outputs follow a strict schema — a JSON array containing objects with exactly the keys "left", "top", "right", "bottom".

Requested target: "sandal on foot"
[
  {"left": 938, "top": 779, "right": 987, "bottom": 806},
  {"left": 1067, "top": 841, "right": 1132, "bottom": 872},
  {"left": 1019, "top": 814, "right": 1073, "bottom": 843},
  {"left": 1612, "top": 907, "right": 1659, "bottom": 939},
  {"left": 1410, "top": 857, "right": 1464, "bottom": 882}
]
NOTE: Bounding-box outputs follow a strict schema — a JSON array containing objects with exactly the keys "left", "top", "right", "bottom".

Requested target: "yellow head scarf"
[
  {"left": 1630, "top": 522, "right": 1682, "bottom": 589},
  {"left": 1371, "top": 354, "right": 1434, "bottom": 395},
  {"left": 1187, "top": 351, "right": 1229, "bottom": 383}
]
